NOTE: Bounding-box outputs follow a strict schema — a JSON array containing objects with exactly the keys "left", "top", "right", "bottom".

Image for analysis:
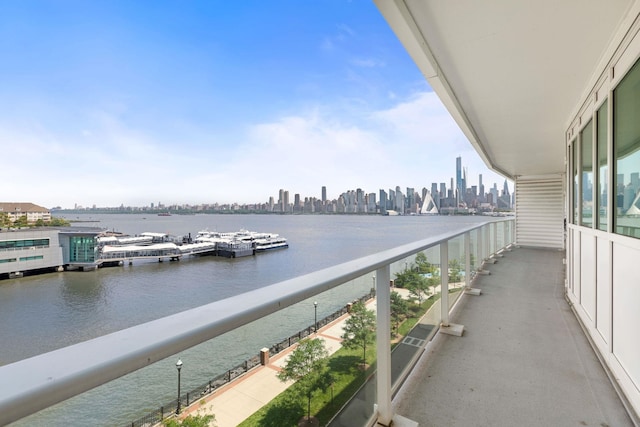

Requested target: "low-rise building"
[
  {"left": 0, "top": 202, "right": 51, "bottom": 224},
  {"left": 0, "top": 227, "right": 102, "bottom": 279}
]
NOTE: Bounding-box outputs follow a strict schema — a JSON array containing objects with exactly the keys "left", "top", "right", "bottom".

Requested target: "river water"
[{"left": 1, "top": 213, "right": 493, "bottom": 426}]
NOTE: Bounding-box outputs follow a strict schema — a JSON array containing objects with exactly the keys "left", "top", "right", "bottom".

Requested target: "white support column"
[
  {"left": 464, "top": 232, "right": 481, "bottom": 295},
  {"left": 440, "top": 241, "right": 464, "bottom": 336},
  {"left": 375, "top": 265, "right": 393, "bottom": 426}
]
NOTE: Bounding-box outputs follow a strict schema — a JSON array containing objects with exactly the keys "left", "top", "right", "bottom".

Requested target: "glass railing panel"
[
  {"left": 447, "top": 235, "right": 465, "bottom": 308},
  {"left": 489, "top": 222, "right": 498, "bottom": 255},
  {"left": 318, "top": 271, "right": 379, "bottom": 427},
  {"left": 496, "top": 220, "right": 505, "bottom": 250},
  {"left": 388, "top": 249, "right": 440, "bottom": 390},
  {"left": 469, "top": 229, "right": 478, "bottom": 280}
]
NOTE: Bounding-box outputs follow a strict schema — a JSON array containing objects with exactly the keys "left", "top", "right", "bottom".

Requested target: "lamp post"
[
  {"left": 176, "top": 359, "right": 183, "bottom": 414},
  {"left": 314, "top": 301, "right": 318, "bottom": 333}
]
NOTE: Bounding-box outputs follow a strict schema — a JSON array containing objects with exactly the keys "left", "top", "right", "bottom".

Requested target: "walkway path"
[{"left": 176, "top": 298, "right": 379, "bottom": 427}]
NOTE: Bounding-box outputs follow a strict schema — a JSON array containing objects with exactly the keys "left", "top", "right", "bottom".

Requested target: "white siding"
[{"left": 515, "top": 176, "right": 565, "bottom": 249}]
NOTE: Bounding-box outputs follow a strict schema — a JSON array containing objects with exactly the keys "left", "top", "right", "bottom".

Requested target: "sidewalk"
[{"left": 176, "top": 298, "right": 379, "bottom": 427}]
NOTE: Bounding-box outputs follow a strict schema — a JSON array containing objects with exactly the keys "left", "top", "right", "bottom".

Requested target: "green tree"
[
  {"left": 341, "top": 301, "right": 376, "bottom": 366},
  {"left": 394, "top": 267, "right": 420, "bottom": 288},
  {"left": 390, "top": 291, "right": 409, "bottom": 336},
  {"left": 14, "top": 215, "right": 28, "bottom": 228},
  {"left": 448, "top": 259, "right": 462, "bottom": 283},
  {"left": 407, "top": 274, "right": 429, "bottom": 305},
  {"left": 277, "top": 338, "right": 329, "bottom": 424},
  {"left": 49, "top": 217, "right": 70, "bottom": 226},
  {"left": 0, "top": 213, "right": 10, "bottom": 228},
  {"left": 163, "top": 413, "right": 216, "bottom": 427},
  {"left": 414, "top": 252, "right": 434, "bottom": 274}
]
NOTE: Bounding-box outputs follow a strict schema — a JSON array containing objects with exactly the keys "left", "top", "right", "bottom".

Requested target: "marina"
[{"left": 97, "top": 229, "right": 289, "bottom": 264}]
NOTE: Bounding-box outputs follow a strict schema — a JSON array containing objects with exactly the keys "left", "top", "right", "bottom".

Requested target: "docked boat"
[{"left": 253, "top": 236, "right": 288, "bottom": 252}]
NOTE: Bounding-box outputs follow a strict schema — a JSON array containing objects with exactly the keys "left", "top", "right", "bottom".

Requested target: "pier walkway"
[{"left": 97, "top": 242, "right": 218, "bottom": 265}]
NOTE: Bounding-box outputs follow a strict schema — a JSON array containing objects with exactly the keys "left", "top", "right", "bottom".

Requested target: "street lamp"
[
  {"left": 176, "top": 359, "right": 183, "bottom": 414},
  {"left": 314, "top": 301, "right": 318, "bottom": 333}
]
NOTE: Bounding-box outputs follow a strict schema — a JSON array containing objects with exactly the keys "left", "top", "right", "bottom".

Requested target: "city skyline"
[
  {"left": 1, "top": 1, "right": 508, "bottom": 209},
  {"left": 67, "top": 156, "right": 513, "bottom": 213}
]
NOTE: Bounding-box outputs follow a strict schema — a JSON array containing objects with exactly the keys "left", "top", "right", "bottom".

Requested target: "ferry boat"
[{"left": 253, "top": 236, "right": 288, "bottom": 252}]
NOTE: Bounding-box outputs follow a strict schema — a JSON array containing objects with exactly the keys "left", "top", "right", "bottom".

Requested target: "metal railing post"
[{"left": 375, "top": 264, "right": 392, "bottom": 426}]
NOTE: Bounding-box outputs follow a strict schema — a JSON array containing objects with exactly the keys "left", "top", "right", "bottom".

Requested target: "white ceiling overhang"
[{"left": 375, "top": 0, "right": 635, "bottom": 179}]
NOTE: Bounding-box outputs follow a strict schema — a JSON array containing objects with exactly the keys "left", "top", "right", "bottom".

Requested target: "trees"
[
  {"left": 277, "top": 338, "right": 329, "bottom": 424},
  {"left": 414, "top": 251, "right": 435, "bottom": 274},
  {"left": 341, "top": 301, "right": 376, "bottom": 366},
  {"left": 407, "top": 274, "right": 430, "bottom": 305},
  {"left": 448, "top": 258, "right": 462, "bottom": 283},
  {"left": 390, "top": 291, "right": 409, "bottom": 336}
]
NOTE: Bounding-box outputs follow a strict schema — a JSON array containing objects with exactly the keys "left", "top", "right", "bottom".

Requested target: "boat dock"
[{"left": 95, "top": 229, "right": 288, "bottom": 266}]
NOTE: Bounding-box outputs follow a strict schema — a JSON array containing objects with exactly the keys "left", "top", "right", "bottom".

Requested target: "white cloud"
[{"left": 1, "top": 90, "right": 508, "bottom": 208}]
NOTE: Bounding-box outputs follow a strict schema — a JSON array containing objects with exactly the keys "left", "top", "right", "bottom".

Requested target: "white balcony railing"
[{"left": 0, "top": 218, "right": 515, "bottom": 426}]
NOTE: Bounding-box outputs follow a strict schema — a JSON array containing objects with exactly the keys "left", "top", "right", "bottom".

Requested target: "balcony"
[
  {"left": 0, "top": 218, "right": 636, "bottom": 426},
  {"left": 393, "top": 246, "right": 636, "bottom": 427}
]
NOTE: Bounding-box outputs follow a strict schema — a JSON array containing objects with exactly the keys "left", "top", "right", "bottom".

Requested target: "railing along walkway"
[{"left": 393, "top": 247, "right": 635, "bottom": 427}]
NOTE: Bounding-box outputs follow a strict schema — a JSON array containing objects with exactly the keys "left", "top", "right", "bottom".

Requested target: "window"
[
  {"left": 572, "top": 140, "right": 579, "bottom": 224},
  {"left": 581, "top": 120, "right": 593, "bottom": 227},
  {"left": 614, "top": 57, "right": 640, "bottom": 238},
  {"left": 19, "top": 255, "right": 44, "bottom": 261},
  {"left": 597, "top": 101, "right": 608, "bottom": 231},
  {"left": 0, "top": 238, "right": 49, "bottom": 250},
  {"left": 69, "top": 236, "right": 96, "bottom": 262}
]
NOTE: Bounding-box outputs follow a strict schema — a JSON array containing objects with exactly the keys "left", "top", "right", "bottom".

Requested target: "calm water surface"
[{"left": 1, "top": 214, "right": 492, "bottom": 426}]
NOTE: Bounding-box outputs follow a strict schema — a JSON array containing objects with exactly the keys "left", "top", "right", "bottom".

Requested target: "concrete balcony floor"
[{"left": 394, "top": 247, "right": 636, "bottom": 427}]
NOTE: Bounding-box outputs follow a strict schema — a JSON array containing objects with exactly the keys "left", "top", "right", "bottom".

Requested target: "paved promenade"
[{"left": 176, "top": 298, "right": 381, "bottom": 427}]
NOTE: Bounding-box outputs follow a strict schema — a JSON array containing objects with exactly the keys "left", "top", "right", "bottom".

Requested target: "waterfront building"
[{"left": 0, "top": 227, "right": 102, "bottom": 279}]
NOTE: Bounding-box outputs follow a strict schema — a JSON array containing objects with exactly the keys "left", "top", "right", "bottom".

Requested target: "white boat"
[{"left": 253, "top": 236, "right": 289, "bottom": 252}]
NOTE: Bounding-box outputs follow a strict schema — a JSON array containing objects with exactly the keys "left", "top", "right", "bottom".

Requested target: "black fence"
[{"left": 128, "top": 290, "right": 375, "bottom": 427}]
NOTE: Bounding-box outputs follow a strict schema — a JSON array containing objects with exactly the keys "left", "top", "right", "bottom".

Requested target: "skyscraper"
[{"left": 456, "top": 156, "right": 462, "bottom": 205}]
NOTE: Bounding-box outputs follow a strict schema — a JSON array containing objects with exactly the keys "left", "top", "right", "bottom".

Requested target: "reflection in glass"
[
  {"left": 581, "top": 120, "right": 593, "bottom": 227},
  {"left": 614, "top": 58, "right": 640, "bottom": 238},
  {"left": 573, "top": 141, "right": 579, "bottom": 224},
  {"left": 597, "top": 101, "right": 608, "bottom": 231}
]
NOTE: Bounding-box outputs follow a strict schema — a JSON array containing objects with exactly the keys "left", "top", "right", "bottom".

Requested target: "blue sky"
[{"left": 0, "top": 1, "right": 508, "bottom": 209}]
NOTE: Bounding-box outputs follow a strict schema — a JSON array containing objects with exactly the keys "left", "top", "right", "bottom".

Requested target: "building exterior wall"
[
  {"left": 0, "top": 229, "right": 64, "bottom": 276},
  {"left": 566, "top": 6, "right": 640, "bottom": 416}
]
